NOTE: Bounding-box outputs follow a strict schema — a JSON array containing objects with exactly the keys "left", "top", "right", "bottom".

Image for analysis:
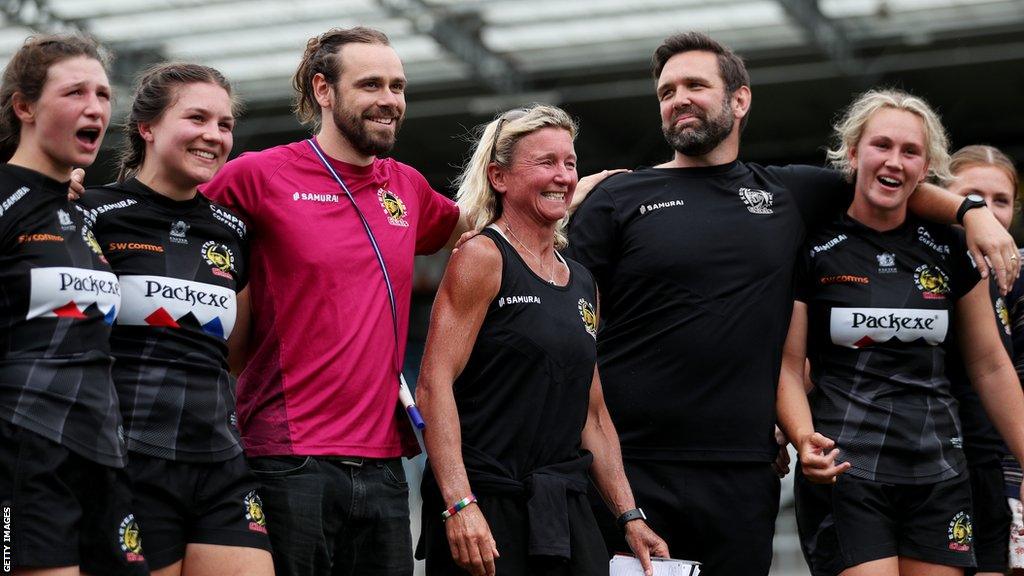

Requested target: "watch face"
[{"left": 967, "top": 194, "right": 985, "bottom": 203}]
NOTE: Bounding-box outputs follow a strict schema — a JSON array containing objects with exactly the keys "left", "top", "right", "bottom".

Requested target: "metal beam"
[
  {"left": 0, "top": 0, "right": 83, "bottom": 32},
  {"left": 776, "top": 0, "right": 859, "bottom": 76},
  {"left": 0, "top": 0, "right": 166, "bottom": 88},
  {"left": 376, "top": 0, "right": 524, "bottom": 94}
]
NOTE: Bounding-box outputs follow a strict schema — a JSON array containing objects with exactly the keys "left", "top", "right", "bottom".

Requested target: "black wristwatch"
[
  {"left": 616, "top": 507, "right": 647, "bottom": 531},
  {"left": 956, "top": 193, "right": 987, "bottom": 225}
]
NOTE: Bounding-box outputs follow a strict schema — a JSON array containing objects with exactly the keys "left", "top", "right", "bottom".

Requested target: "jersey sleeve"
[
  {"left": 793, "top": 245, "right": 815, "bottom": 304},
  {"left": 0, "top": 187, "right": 22, "bottom": 251},
  {"left": 235, "top": 231, "right": 250, "bottom": 292},
  {"left": 949, "top": 227, "right": 983, "bottom": 300},
  {"left": 404, "top": 167, "right": 458, "bottom": 255},
  {"left": 774, "top": 165, "right": 853, "bottom": 229},
  {"left": 200, "top": 152, "right": 265, "bottom": 225},
  {"left": 564, "top": 185, "right": 620, "bottom": 293}
]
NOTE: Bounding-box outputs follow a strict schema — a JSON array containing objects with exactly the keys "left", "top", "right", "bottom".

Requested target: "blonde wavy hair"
[
  {"left": 826, "top": 89, "right": 951, "bottom": 184},
  {"left": 455, "top": 104, "right": 578, "bottom": 248}
]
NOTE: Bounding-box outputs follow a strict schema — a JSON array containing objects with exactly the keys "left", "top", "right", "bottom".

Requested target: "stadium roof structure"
[{"left": 1, "top": 0, "right": 1023, "bottom": 180}]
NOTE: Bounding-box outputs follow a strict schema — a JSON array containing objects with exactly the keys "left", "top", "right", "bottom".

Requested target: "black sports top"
[
  {"left": 422, "top": 226, "right": 601, "bottom": 560},
  {"left": 453, "top": 226, "right": 598, "bottom": 476},
  {"left": 79, "top": 178, "right": 248, "bottom": 462},
  {"left": 797, "top": 214, "right": 980, "bottom": 483},
  {"left": 0, "top": 164, "right": 124, "bottom": 467},
  {"left": 566, "top": 162, "right": 850, "bottom": 462}
]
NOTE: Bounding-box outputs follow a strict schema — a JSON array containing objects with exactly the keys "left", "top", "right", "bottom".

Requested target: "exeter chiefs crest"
[
  {"left": 914, "top": 264, "right": 950, "bottom": 300},
  {"left": 378, "top": 188, "right": 408, "bottom": 227},
  {"left": 81, "top": 226, "right": 107, "bottom": 263},
  {"left": 201, "top": 240, "right": 235, "bottom": 279},
  {"left": 947, "top": 511, "right": 973, "bottom": 552},
  {"left": 244, "top": 490, "right": 268, "bottom": 534},
  {"left": 578, "top": 298, "right": 597, "bottom": 339},
  {"left": 997, "top": 297, "right": 1012, "bottom": 336},
  {"left": 739, "top": 187, "right": 773, "bottom": 215},
  {"left": 118, "top": 514, "right": 145, "bottom": 562}
]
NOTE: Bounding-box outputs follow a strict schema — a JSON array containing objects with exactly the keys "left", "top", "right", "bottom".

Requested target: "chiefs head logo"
[
  {"left": 378, "top": 188, "right": 409, "bottom": 227},
  {"left": 947, "top": 511, "right": 973, "bottom": 552},
  {"left": 201, "top": 240, "right": 235, "bottom": 272},
  {"left": 118, "top": 514, "right": 145, "bottom": 562},
  {"left": 81, "top": 226, "right": 107, "bottom": 263},
  {"left": 244, "top": 490, "right": 268, "bottom": 533},
  {"left": 578, "top": 298, "right": 597, "bottom": 338},
  {"left": 914, "top": 264, "right": 950, "bottom": 299}
]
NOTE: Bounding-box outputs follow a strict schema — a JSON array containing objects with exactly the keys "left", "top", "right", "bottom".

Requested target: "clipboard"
[{"left": 609, "top": 554, "right": 702, "bottom": 576}]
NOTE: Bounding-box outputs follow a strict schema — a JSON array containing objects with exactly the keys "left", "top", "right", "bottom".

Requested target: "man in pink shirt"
[{"left": 202, "top": 27, "right": 462, "bottom": 576}]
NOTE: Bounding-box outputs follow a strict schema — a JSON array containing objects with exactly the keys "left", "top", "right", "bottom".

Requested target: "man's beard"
[
  {"left": 662, "top": 96, "right": 734, "bottom": 157},
  {"left": 333, "top": 105, "right": 402, "bottom": 157}
]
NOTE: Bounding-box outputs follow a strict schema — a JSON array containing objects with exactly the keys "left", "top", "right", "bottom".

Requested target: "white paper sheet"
[{"left": 609, "top": 554, "right": 701, "bottom": 576}]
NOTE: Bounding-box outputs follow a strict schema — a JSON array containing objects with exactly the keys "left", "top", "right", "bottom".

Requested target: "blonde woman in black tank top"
[{"left": 415, "top": 105, "right": 667, "bottom": 576}]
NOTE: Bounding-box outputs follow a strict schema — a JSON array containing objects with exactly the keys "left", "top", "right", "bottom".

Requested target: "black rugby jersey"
[
  {"left": 566, "top": 163, "right": 850, "bottom": 462},
  {"left": 0, "top": 164, "right": 124, "bottom": 467},
  {"left": 78, "top": 178, "right": 248, "bottom": 462},
  {"left": 797, "top": 215, "right": 980, "bottom": 483},
  {"left": 453, "top": 227, "right": 598, "bottom": 476},
  {"left": 947, "top": 278, "right": 1012, "bottom": 466}
]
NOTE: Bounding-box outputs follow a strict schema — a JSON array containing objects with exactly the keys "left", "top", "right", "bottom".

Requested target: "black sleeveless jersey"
[
  {"left": 453, "top": 227, "right": 599, "bottom": 477},
  {"left": 947, "top": 279, "right": 1012, "bottom": 465},
  {"left": 0, "top": 164, "right": 124, "bottom": 467},
  {"left": 797, "top": 214, "right": 980, "bottom": 484},
  {"left": 78, "top": 179, "right": 248, "bottom": 462}
]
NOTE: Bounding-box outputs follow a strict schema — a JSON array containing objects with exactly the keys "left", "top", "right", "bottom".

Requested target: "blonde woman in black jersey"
[
  {"left": 416, "top": 105, "right": 667, "bottom": 576},
  {"left": 778, "top": 90, "right": 1024, "bottom": 576}
]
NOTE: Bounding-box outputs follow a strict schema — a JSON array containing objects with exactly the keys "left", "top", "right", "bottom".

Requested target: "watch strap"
[
  {"left": 956, "top": 195, "right": 986, "bottom": 225},
  {"left": 616, "top": 507, "right": 646, "bottom": 531}
]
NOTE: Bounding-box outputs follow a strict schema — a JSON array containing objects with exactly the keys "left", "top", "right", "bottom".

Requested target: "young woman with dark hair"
[
  {"left": 77, "top": 62, "right": 273, "bottom": 576},
  {"left": 0, "top": 34, "right": 150, "bottom": 576}
]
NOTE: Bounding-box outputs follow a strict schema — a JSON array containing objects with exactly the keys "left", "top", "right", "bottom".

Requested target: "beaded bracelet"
[{"left": 441, "top": 494, "right": 477, "bottom": 521}]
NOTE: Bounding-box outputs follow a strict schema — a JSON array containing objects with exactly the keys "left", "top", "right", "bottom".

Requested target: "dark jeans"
[{"left": 247, "top": 455, "right": 414, "bottom": 576}]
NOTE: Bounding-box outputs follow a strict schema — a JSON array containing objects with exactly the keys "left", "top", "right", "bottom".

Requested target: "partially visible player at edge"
[
  {"left": 0, "top": 34, "right": 149, "bottom": 576},
  {"left": 565, "top": 31, "right": 1018, "bottom": 576},
  {"left": 77, "top": 63, "right": 274, "bottom": 576},
  {"left": 946, "top": 144, "right": 1021, "bottom": 576}
]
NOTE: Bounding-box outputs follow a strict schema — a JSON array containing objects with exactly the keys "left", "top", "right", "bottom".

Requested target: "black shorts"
[
  {"left": 795, "top": 468, "right": 976, "bottom": 574},
  {"left": 0, "top": 419, "right": 148, "bottom": 574},
  {"left": 966, "top": 462, "right": 1010, "bottom": 574},
  {"left": 591, "top": 460, "right": 781, "bottom": 576},
  {"left": 128, "top": 452, "right": 272, "bottom": 569}
]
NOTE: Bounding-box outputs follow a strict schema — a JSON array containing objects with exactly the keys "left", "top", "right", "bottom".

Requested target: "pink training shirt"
[{"left": 202, "top": 139, "right": 459, "bottom": 458}]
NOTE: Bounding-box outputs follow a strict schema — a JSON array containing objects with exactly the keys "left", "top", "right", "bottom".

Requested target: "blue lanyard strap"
[{"left": 305, "top": 138, "right": 425, "bottom": 430}]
